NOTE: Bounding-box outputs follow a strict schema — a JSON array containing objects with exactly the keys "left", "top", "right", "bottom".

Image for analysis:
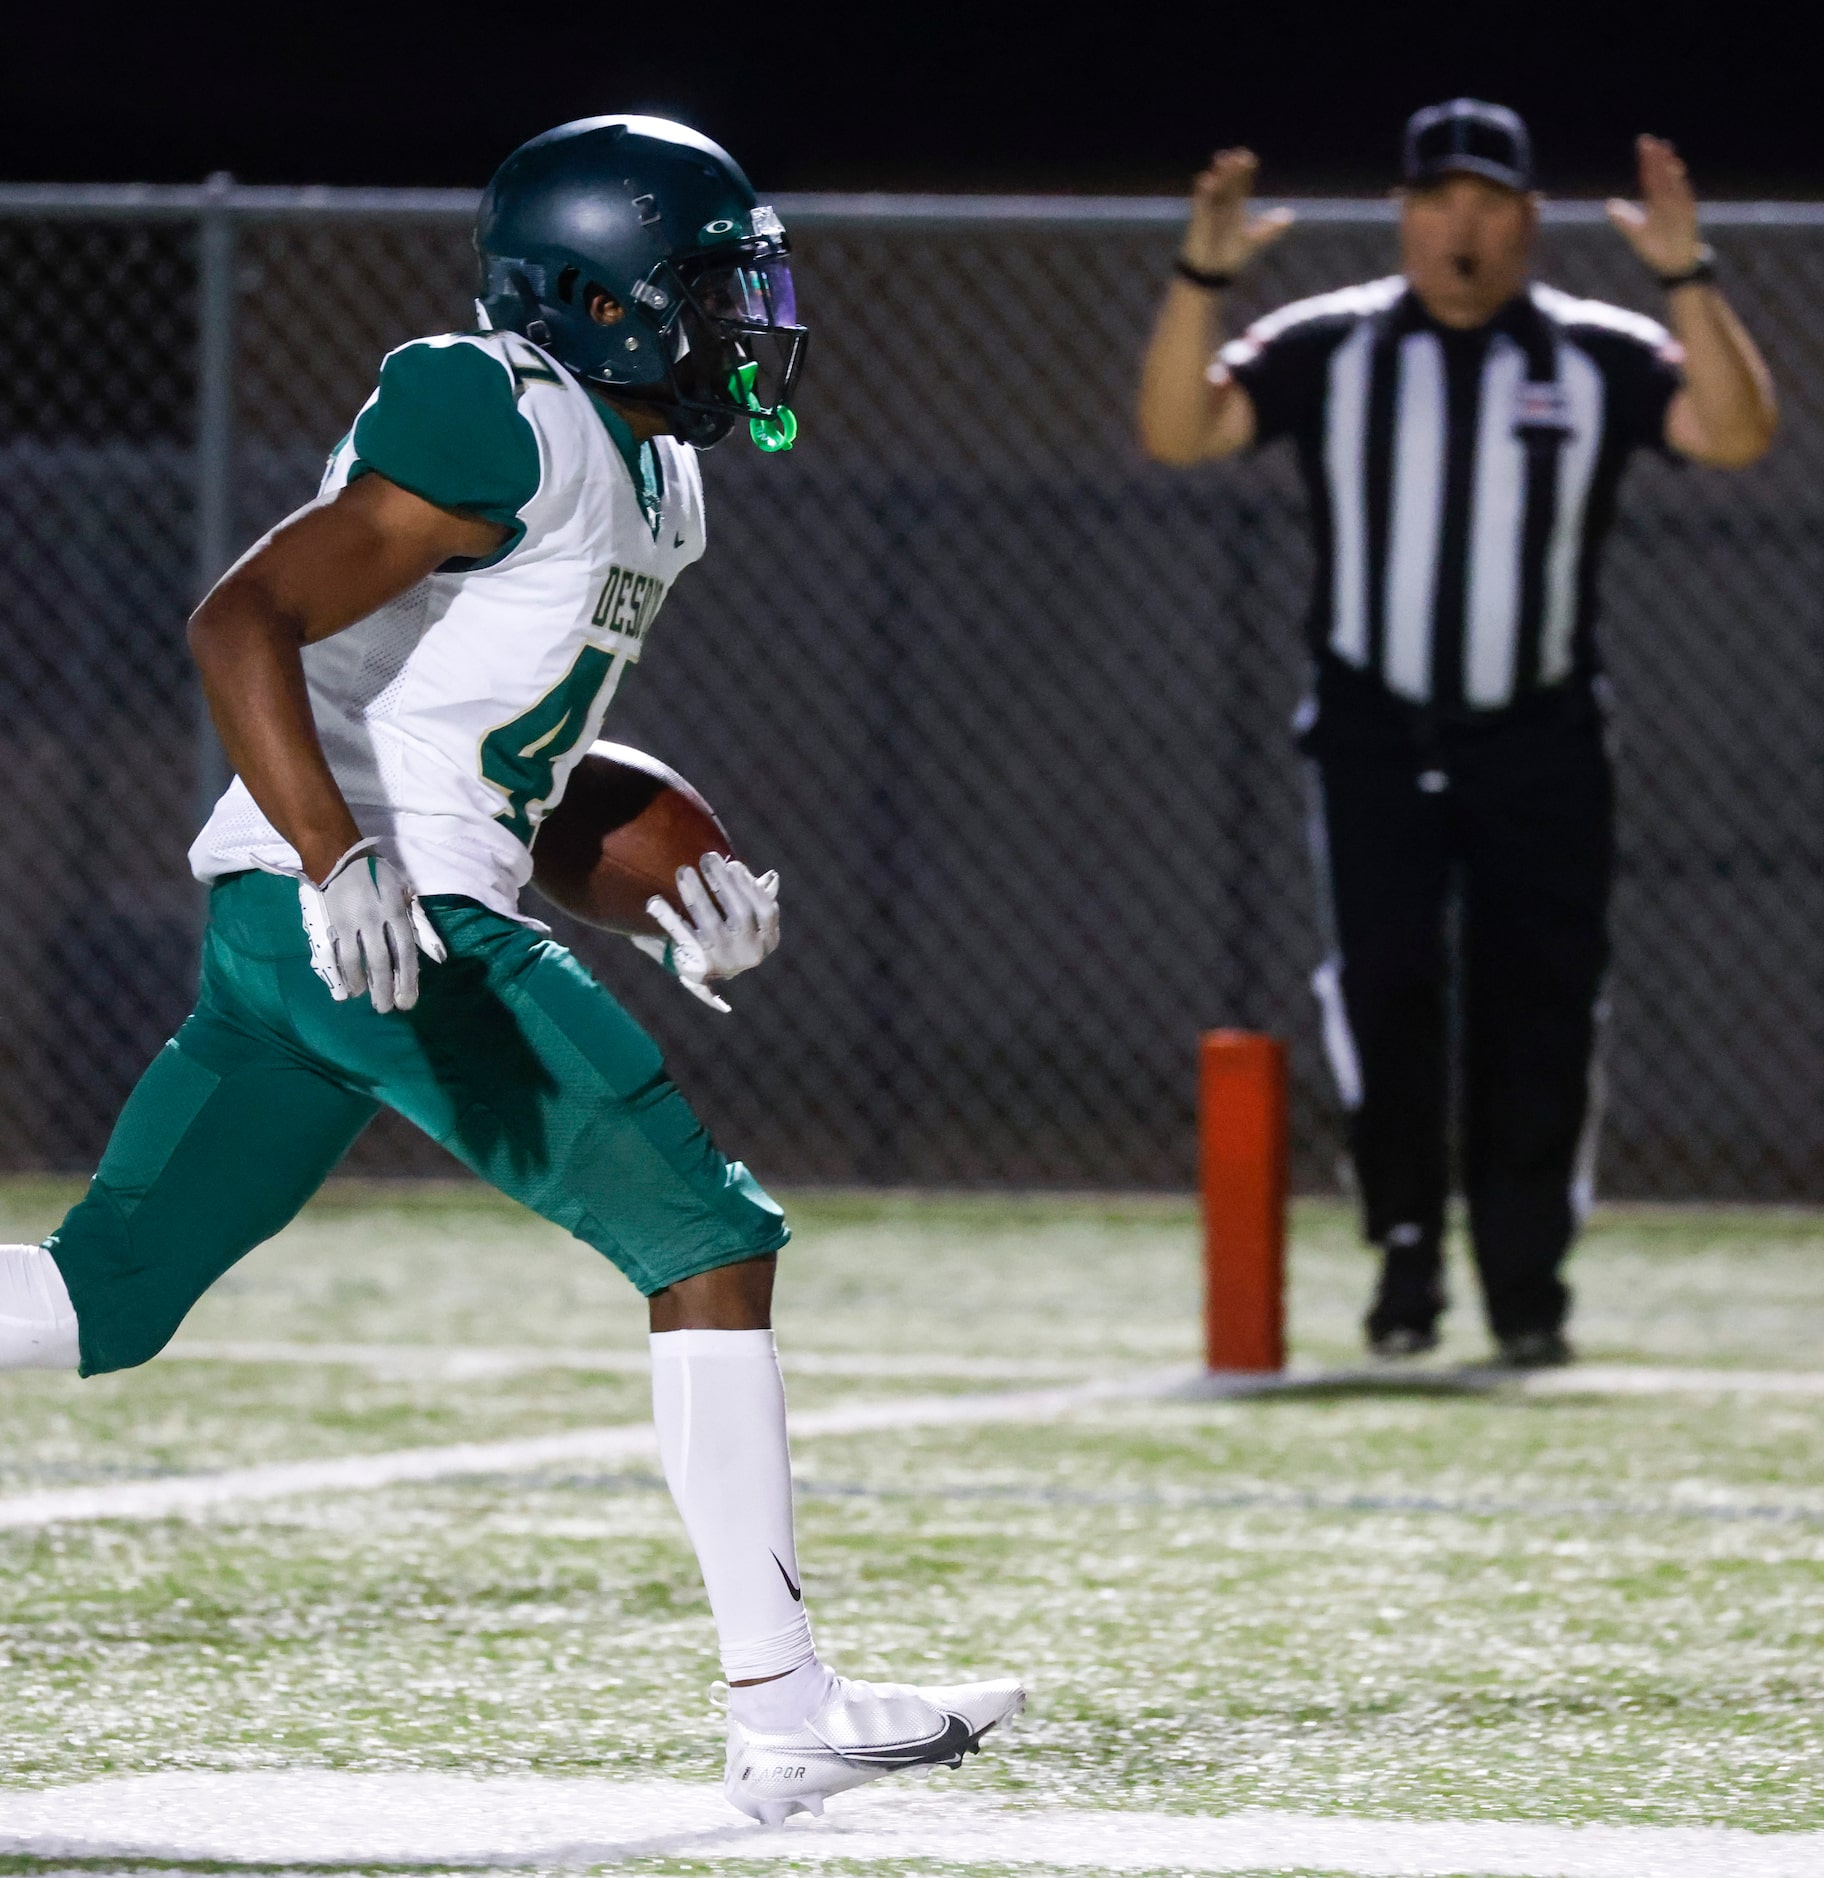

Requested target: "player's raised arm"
[
  {"left": 1607, "top": 135, "right": 1777, "bottom": 468},
  {"left": 1136, "top": 149, "right": 1293, "bottom": 465}
]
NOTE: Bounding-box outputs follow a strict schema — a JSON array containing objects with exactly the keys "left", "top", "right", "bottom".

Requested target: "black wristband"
[
  {"left": 1174, "top": 256, "right": 1237, "bottom": 291},
  {"left": 1657, "top": 245, "right": 1717, "bottom": 290}
]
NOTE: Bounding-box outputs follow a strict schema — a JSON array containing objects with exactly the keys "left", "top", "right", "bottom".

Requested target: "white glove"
[
  {"left": 641, "top": 852, "right": 781, "bottom": 1014},
  {"left": 298, "top": 839, "right": 447, "bottom": 1014}
]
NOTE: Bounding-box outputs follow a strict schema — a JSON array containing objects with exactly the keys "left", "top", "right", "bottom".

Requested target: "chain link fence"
[{"left": 1, "top": 187, "right": 1820, "bottom": 1195}]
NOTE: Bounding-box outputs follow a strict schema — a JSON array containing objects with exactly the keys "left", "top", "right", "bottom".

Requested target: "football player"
[{"left": 0, "top": 117, "right": 1021, "bottom": 1822}]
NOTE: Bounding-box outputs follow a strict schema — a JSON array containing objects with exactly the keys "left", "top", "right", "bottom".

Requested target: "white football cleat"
[{"left": 724, "top": 1672, "right": 1025, "bottom": 1824}]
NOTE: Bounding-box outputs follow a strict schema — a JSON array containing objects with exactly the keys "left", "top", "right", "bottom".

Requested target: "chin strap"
[
  {"left": 729, "top": 361, "right": 798, "bottom": 452},
  {"left": 507, "top": 269, "right": 553, "bottom": 346}
]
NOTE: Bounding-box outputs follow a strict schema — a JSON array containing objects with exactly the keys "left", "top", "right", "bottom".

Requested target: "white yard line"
[
  {"left": 0, "top": 1374, "right": 1186, "bottom": 1530},
  {"left": 167, "top": 1340, "right": 1824, "bottom": 1396},
  {"left": 0, "top": 1424, "right": 662, "bottom": 1529},
  {"left": 0, "top": 1770, "right": 1818, "bottom": 1875},
  {"left": 1186, "top": 1362, "right": 1824, "bottom": 1400},
  {"left": 166, "top": 1340, "right": 1099, "bottom": 1382},
  {"left": 6, "top": 1358, "right": 1820, "bottom": 1532},
  {"left": 1519, "top": 1364, "right": 1824, "bottom": 1397},
  {"left": 168, "top": 1340, "right": 656, "bottom": 1379}
]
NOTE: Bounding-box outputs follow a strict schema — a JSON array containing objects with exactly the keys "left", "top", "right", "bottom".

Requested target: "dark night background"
[{"left": 2, "top": 1, "right": 1811, "bottom": 197}]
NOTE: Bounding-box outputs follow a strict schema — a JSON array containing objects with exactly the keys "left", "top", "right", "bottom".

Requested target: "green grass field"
[{"left": 1, "top": 1179, "right": 1821, "bottom": 1873}]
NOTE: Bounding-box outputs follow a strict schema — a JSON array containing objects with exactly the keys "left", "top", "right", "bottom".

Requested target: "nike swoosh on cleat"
[
  {"left": 771, "top": 1551, "right": 802, "bottom": 1602},
  {"left": 834, "top": 1710, "right": 977, "bottom": 1768},
  {"left": 673, "top": 532, "right": 686, "bottom": 547}
]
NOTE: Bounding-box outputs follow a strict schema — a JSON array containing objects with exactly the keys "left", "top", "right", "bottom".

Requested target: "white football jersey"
[{"left": 189, "top": 330, "right": 707, "bottom": 918}]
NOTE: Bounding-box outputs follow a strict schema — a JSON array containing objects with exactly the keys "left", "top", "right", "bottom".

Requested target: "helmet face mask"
[
  {"left": 654, "top": 247, "right": 806, "bottom": 450},
  {"left": 474, "top": 116, "right": 807, "bottom": 452}
]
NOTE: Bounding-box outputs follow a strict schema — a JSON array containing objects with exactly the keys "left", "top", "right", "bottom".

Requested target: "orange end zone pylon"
[{"left": 1199, "top": 1030, "right": 1289, "bottom": 1372}]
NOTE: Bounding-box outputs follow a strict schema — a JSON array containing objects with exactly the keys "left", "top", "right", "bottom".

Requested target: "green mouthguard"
[{"left": 729, "top": 361, "right": 798, "bottom": 452}]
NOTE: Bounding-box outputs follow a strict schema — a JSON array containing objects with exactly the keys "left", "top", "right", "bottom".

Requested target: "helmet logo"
[{"left": 701, "top": 218, "right": 738, "bottom": 237}]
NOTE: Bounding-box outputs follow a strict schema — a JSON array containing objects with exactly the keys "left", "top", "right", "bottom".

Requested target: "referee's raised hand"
[
  {"left": 1182, "top": 149, "right": 1295, "bottom": 278},
  {"left": 1139, "top": 150, "right": 1294, "bottom": 462},
  {"left": 1606, "top": 134, "right": 1776, "bottom": 465},
  {"left": 1605, "top": 134, "right": 1704, "bottom": 277}
]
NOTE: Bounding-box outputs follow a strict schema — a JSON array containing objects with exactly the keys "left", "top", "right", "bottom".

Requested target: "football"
[{"left": 529, "top": 741, "right": 735, "bottom": 936}]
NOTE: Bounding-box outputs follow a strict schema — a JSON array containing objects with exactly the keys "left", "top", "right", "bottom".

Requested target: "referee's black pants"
[{"left": 1310, "top": 716, "right": 1613, "bottom": 1340}]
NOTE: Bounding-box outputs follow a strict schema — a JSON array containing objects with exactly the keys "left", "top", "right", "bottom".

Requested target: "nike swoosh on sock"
[{"left": 771, "top": 1551, "right": 802, "bottom": 1601}]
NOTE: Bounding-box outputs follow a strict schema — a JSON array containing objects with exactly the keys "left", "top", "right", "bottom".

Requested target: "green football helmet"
[{"left": 475, "top": 115, "right": 805, "bottom": 451}]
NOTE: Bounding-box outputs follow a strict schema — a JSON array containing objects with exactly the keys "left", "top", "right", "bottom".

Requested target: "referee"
[{"left": 1137, "top": 104, "right": 1776, "bottom": 1364}]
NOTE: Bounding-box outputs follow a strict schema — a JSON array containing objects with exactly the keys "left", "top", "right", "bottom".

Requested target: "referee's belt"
[{"left": 1306, "top": 655, "right": 1603, "bottom": 751}]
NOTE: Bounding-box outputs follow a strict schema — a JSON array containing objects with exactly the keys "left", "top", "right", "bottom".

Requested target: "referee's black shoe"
[
  {"left": 1495, "top": 1329, "right": 1575, "bottom": 1369},
  {"left": 1365, "top": 1272, "right": 1445, "bottom": 1359},
  {"left": 1368, "top": 1323, "right": 1439, "bottom": 1359}
]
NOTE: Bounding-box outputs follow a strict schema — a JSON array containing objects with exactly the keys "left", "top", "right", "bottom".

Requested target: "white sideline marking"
[
  {"left": 0, "top": 1374, "right": 1185, "bottom": 1530},
  {"left": 167, "top": 1339, "right": 1097, "bottom": 1382},
  {"left": 0, "top": 1770, "right": 1819, "bottom": 1875}
]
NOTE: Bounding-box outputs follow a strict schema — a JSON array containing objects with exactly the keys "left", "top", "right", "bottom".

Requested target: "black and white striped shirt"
[{"left": 1222, "top": 278, "right": 1681, "bottom": 734}]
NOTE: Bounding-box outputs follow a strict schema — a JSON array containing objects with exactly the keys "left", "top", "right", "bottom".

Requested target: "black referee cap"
[{"left": 1403, "top": 99, "right": 1534, "bottom": 192}]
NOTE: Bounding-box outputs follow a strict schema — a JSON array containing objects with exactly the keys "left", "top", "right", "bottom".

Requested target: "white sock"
[
  {"left": 729, "top": 1653, "right": 838, "bottom": 1733},
  {"left": 650, "top": 1328, "right": 825, "bottom": 1723},
  {"left": 0, "top": 1244, "right": 80, "bottom": 1370}
]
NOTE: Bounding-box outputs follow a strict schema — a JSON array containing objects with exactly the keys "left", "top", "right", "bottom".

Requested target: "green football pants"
[{"left": 46, "top": 870, "right": 788, "bottom": 1377}]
